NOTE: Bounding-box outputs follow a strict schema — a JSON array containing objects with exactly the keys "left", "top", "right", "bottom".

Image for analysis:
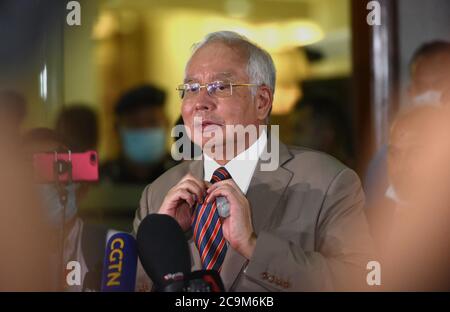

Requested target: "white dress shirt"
[{"left": 203, "top": 130, "right": 267, "bottom": 194}]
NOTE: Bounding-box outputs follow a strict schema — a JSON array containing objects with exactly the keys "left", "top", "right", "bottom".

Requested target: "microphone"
[
  {"left": 186, "top": 270, "right": 225, "bottom": 292},
  {"left": 82, "top": 270, "right": 102, "bottom": 292},
  {"left": 81, "top": 223, "right": 109, "bottom": 292},
  {"left": 136, "top": 214, "right": 225, "bottom": 292},
  {"left": 136, "top": 214, "right": 191, "bottom": 292},
  {"left": 100, "top": 232, "right": 137, "bottom": 292}
]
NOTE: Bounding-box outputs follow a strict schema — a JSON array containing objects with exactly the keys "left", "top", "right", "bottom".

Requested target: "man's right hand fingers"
[
  {"left": 177, "top": 178, "right": 206, "bottom": 203},
  {"left": 175, "top": 189, "right": 196, "bottom": 208},
  {"left": 180, "top": 174, "right": 209, "bottom": 191}
]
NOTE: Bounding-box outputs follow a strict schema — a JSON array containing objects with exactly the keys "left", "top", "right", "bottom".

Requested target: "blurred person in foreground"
[
  {"left": 101, "top": 85, "right": 177, "bottom": 185},
  {"left": 0, "top": 131, "right": 52, "bottom": 291},
  {"left": 376, "top": 105, "right": 450, "bottom": 290},
  {"left": 408, "top": 40, "right": 450, "bottom": 107},
  {"left": 364, "top": 40, "right": 450, "bottom": 238},
  {"left": 23, "top": 128, "right": 111, "bottom": 291},
  {"left": 133, "top": 31, "right": 375, "bottom": 291}
]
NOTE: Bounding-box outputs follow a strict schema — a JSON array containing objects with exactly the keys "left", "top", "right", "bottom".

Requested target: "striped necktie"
[{"left": 191, "top": 167, "right": 231, "bottom": 272}]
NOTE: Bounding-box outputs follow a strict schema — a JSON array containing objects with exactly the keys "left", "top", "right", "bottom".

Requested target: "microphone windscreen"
[
  {"left": 100, "top": 232, "right": 137, "bottom": 292},
  {"left": 136, "top": 214, "right": 191, "bottom": 288},
  {"left": 188, "top": 270, "right": 225, "bottom": 292},
  {"left": 83, "top": 270, "right": 102, "bottom": 292}
]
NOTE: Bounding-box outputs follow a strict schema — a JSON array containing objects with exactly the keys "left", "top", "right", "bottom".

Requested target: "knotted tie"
[{"left": 191, "top": 167, "right": 231, "bottom": 272}]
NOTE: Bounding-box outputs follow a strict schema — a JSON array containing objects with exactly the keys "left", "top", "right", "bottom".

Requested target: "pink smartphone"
[{"left": 33, "top": 151, "right": 99, "bottom": 183}]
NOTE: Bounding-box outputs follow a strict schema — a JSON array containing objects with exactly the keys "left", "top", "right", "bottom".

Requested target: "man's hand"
[
  {"left": 206, "top": 180, "right": 257, "bottom": 260},
  {"left": 158, "top": 173, "right": 209, "bottom": 231}
]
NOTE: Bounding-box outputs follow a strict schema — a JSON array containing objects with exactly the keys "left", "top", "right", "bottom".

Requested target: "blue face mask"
[
  {"left": 120, "top": 127, "right": 166, "bottom": 165},
  {"left": 38, "top": 183, "right": 78, "bottom": 228}
]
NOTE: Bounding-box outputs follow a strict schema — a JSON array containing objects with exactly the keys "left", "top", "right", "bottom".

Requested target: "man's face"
[{"left": 181, "top": 42, "right": 261, "bottom": 150}]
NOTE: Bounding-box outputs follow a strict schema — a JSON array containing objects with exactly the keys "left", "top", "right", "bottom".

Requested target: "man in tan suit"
[{"left": 133, "top": 31, "right": 374, "bottom": 291}]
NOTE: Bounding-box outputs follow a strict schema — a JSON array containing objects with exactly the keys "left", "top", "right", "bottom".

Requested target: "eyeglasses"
[{"left": 176, "top": 81, "right": 258, "bottom": 100}]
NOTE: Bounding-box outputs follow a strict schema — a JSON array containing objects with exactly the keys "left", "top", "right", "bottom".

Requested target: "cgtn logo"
[
  {"left": 101, "top": 233, "right": 138, "bottom": 291},
  {"left": 106, "top": 237, "right": 125, "bottom": 286}
]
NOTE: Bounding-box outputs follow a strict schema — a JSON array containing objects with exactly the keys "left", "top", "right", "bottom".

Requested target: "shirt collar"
[{"left": 203, "top": 130, "right": 267, "bottom": 194}]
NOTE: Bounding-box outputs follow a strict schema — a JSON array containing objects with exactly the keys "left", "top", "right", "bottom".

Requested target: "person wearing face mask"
[
  {"left": 22, "top": 128, "right": 110, "bottom": 291},
  {"left": 101, "top": 85, "right": 177, "bottom": 185}
]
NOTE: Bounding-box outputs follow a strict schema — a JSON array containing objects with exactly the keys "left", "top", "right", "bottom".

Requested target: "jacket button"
[
  {"left": 283, "top": 281, "right": 290, "bottom": 289},
  {"left": 261, "top": 272, "right": 268, "bottom": 280},
  {"left": 267, "top": 275, "right": 274, "bottom": 283},
  {"left": 275, "top": 278, "right": 283, "bottom": 286}
]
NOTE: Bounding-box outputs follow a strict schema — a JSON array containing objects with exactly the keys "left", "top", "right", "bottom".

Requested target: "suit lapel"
[
  {"left": 247, "top": 141, "right": 293, "bottom": 234},
  {"left": 220, "top": 137, "right": 294, "bottom": 290}
]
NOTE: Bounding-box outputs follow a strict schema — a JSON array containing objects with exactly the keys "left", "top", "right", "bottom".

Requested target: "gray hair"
[{"left": 186, "top": 31, "right": 276, "bottom": 97}]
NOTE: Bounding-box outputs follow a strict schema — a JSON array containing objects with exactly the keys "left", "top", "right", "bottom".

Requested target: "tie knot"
[{"left": 211, "top": 167, "right": 231, "bottom": 184}]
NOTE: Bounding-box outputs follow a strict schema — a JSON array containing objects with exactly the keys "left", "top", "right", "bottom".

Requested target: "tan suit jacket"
[{"left": 133, "top": 139, "right": 375, "bottom": 291}]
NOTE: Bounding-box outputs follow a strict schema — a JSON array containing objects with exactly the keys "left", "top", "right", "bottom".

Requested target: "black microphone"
[
  {"left": 81, "top": 224, "right": 108, "bottom": 292},
  {"left": 82, "top": 269, "right": 102, "bottom": 292},
  {"left": 186, "top": 270, "right": 225, "bottom": 292},
  {"left": 136, "top": 214, "right": 226, "bottom": 292},
  {"left": 136, "top": 214, "right": 191, "bottom": 292}
]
